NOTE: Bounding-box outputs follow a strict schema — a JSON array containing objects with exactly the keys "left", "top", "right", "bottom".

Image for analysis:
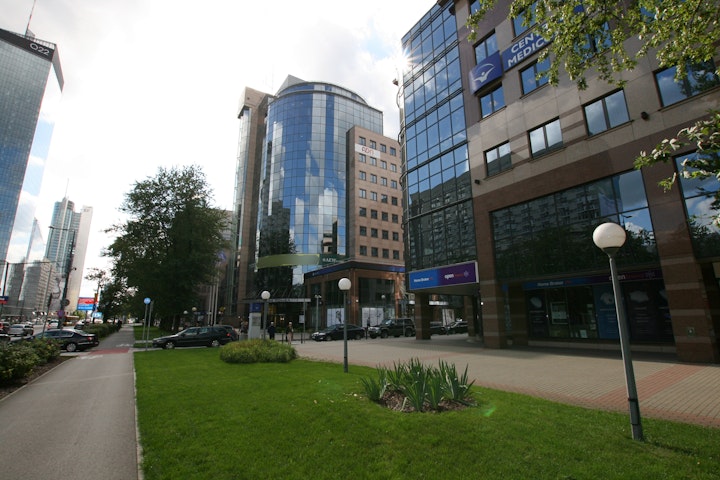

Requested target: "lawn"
[{"left": 134, "top": 348, "right": 720, "bottom": 480}]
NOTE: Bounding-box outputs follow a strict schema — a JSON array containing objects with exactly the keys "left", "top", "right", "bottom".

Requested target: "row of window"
[
  {"left": 357, "top": 153, "right": 398, "bottom": 171},
  {"left": 483, "top": 64, "right": 719, "bottom": 177},
  {"left": 358, "top": 226, "right": 401, "bottom": 242},
  {"left": 358, "top": 171, "right": 399, "bottom": 189},
  {"left": 358, "top": 207, "right": 399, "bottom": 224},
  {"left": 358, "top": 245, "right": 401, "bottom": 260},
  {"left": 358, "top": 136, "right": 397, "bottom": 156},
  {"left": 358, "top": 189, "right": 400, "bottom": 205}
]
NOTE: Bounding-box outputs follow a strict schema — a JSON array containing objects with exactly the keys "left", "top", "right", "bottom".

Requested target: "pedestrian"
[
  {"left": 286, "top": 322, "right": 293, "bottom": 344},
  {"left": 268, "top": 321, "right": 276, "bottom": 340}
]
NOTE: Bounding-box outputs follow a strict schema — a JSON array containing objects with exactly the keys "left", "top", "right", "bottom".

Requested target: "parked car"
[
  {"left": 152, "top": 326, "right": 236, "bottom": 349},
  {"left": 47, "top": 320, "right": 60, "bottom": 329},
  {"left": 215, "top": 325, "right": 239, "bottom": 341},
  {"left": 311, "top": 324, "right": 366, "bottom": 341},
  {"left": 0, "top": 321, "right": 11, "bottom": 334},
  {"left": 8, "top": 323, "right": 34, "bottom": 337},
  {"left": 447, "top": 320, "right": 468, "bottom": 334},
  {"left": 368, "top": 318, "right": 416, "bottom": 339},
  {"left": 33, "top": 328, "right": 99, "bottom": 352},
  {"left": 429, "top": 321, "right": 447, "bottom": 335}
]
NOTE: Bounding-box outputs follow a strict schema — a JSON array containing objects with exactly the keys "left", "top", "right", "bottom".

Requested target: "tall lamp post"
[
  {"left": 261, "top": 290, "right": 270, "bottom": 340},
  {"left": 592, "top": 222, "right": 643, "bottom": 441},
  {"left": 314, "top": 294, "right": 322, "bottom": 333},
  {"left": 338, "top": 278, "right": 351, "bottom": 373},
  {"left": 143, "top": 297, "right": 151, "bottom": 351}
]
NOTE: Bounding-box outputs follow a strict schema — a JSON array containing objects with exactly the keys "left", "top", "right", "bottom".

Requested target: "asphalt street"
[{"left": 0, "top": 326, "right": 139, "bottom": 480}]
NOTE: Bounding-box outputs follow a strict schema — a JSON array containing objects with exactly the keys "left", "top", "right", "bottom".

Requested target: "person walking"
[
  {"left": 286, "top": 322, "right": 294, "bottom": 344},
  {"left": 268, "top": 321, "right": 276, "bottom": 340}
]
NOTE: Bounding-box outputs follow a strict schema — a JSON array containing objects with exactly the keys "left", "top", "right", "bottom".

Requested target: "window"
[
  {"left": 359, "top": 226, "right": 367, "bottom": 236},
  {"left": 390, "top": 147, "right": 396, "bottom": 156},
  {"left": 371, "top": 209, "right": 378, "bottom": 219},
  {"left": 359, "top": 137, "right": 366, "bottom": 146},
  {"left": 391, "top": 180, "right": 398, "bottom": 189},
  {"left": 392, "top": 232, "right": 399, "bottom": 241},
  {"left": 359, "top": 189, "right": 367, "bottom": 198},
  {"left": 382, "top": 230, "right": 389, "bottom": 240},
  {"left": 393, "top": 250, "right": 400, "bottom": 260},
  {"left": 529, "top": 119, "right": 563, "bottom": 157},
  {"left": 359, "top": 171, "right": 366, "bottom": 181},
  {"left": 486, "top": 142, "right": 512, "bottom": 176},
  {"left": 480, "top": 85, "right": 505, "bottom": 118},
  {"left": 371, "top": 191, "right": 378, "bottom": 201},
  {"left": 370, "top": 157, "right": 377, "bottom": 166},
  {"left": 392, "top": 214, "right": 399, "bottom": 223},
  {"left": 360, "top": 246, "right": 367, "bottom": 256},
  {"left": 382, "top": 249, "right": 390, "bottom": 259},
  {"left": 391, "top": 196, "right": 398, "bottom": 206},
  {"left": 513, "top": 1, "right": 537, "bottom": 36},
  {"left": 381, "top": 177, "right": 388, "bottom": 186},
  {"left": 474, "top": 32, "right": 498, "bottom": 64},
  {"left": 390, "top": 163, "right": 397, "bottom": 172},
  {"left": 520, "top": 57, "right": 550, "bottom": 94},
  {"left": 371, "top": 228, "right": 378, "bottom": 238},
  {"left": 382, "top": 212, "right": 389, "bottom": 221},
  {"left": 656, "top": 61, "right": 720, "bottom": 107},
  {"left": 371, "top": 247, "right": 379, "bottom": 257},
  {"left": 370, "top": 174, "right": 377, "bottom": 184},
  {"left": 381, "top": 194, "right": 388, "bottom": 203},
  {"left": 359, "top": 207, "right": 367, "bottom": 217},
  {"left": 584, "top": 90, "right": 630, "bottom": 136},
  {"left": 470, "top": 0, "right": 481, "bottom": 14},
  {"left": 359, "top": 154, "right": 366, "bottom": 163},
  {"left": 575, "top": 22, "right": 611, "bottom": 60},
  {"left": 381, "top": 144, "right": 387, "bottom": 153},
  {"left": 381, "top": 160, "right": 387, "bottom": 169},
  {"left": 370, "top": 140, "right": 377, "bottom": 149}
]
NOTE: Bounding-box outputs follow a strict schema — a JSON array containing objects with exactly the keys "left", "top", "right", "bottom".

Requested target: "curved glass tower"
[{"left": 255, "top": 76, "right": 383, "bottom": 297}]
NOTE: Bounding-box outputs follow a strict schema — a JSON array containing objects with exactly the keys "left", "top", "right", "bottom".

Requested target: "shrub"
[
  {"left": 0, "top": 342, "right": 41, "bottom": 382},
  {"left": 220, "top": 339, "right": 297, "bottom": 364},
  {"left": 28, "top": 338, "right": 61, "bottom": 364}
]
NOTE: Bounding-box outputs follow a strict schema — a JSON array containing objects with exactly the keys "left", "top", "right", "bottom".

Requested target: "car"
[
  {"left": 368, "top": 318, "right": 415, "bottom": 339},
  {"left": 311, "top": 323, "right": 366, "bottom": 341},
  {"left": 215, "top": 325, "right": 239, "bottom": 341},
  {"left": 0, "top": 321, "right": 11, "bottom": 334},
  {"left": 8, "top": 323, "right": 34, "bottom": 337},
  {"left": 33, "top": 328, "right": 99, "bottom": 352},
  {"left": 151, "top": 326, "right": 236, "bottom": 349},
  {"left": 74, "top": 321, "right": 87, "bottom": 329},
  {"left": 447, "top": 320, "right": 468, "bottom": 334},
  {"left": 47, "top": 320, "right": 60, "bottom": 329},
  {"left": 429, "top": 321, "right": 447, "bottom": 335}
]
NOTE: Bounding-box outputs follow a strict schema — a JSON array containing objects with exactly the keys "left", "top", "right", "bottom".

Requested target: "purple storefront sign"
[{"left": 409, "top": 262, "right": 478, "bottom": 290}]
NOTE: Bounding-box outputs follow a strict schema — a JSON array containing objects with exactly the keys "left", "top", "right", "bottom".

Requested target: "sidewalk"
[{"left": 292, "top": 334, "right": 720, "bottom": 428}]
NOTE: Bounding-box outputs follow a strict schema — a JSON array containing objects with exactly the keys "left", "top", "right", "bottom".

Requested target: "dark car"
[
  {"left": 33, "top": 328, "right": 99, "bottom": 352},
  {"left": 368, "top": 318, "right": 415, "bottom": 339},
  {"left": 152, "top": 326, "right": 236, "bottom": 349},
  {"left": 215, "top": 325, "right": 239, "bottom": 341},
  {"left": 447, "top": 320, "right": 468, "bottom": 334},
  {"left": 429, "top": 321, "right": 447, "bottom": 335},
  {"left": 311, "top": 324, "right": 366, "bottom": 341}
]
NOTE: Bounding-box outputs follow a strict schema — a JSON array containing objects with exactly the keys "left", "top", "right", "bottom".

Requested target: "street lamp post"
[
  {"left": 261, "top": 291, "right": 270, "bottom": 340},
  {"left": 314, "top": 294, "right": 322, "bottom": 333},
  {"left": 143, "top": 297, "right": 151, "bottom": 351},
  {"left": 592, "top": 222, "right": 644, "bottom": 441},
  {"left": 338, "top": 278, "right": 351, "bottom": 373}
]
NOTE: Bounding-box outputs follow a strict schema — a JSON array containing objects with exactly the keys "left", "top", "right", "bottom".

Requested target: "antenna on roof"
[{"left": 25, "top": 0, "right": 37, "bottom": 37}]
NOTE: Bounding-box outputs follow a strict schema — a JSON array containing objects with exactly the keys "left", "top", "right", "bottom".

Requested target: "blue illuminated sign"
[{"left": 409, "top": 261, "right": 478, "bottom": 290}]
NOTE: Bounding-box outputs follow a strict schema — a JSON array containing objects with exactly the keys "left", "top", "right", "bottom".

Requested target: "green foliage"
[
  {"left": 0, "top": 342, "right": 41, "bottom": 382},
  {"left": 219, "top": 339, "right": 297, "bottom": 364},
  {"left": 467, "top": 0, "right": 720, "bottom": 90},
  {"left": 28, "top": 338, "right": 61, "bottom": 364},
  {"left": 105, "top": 165, "right": 229, "bottom": 320},
  {"left": 361, "top": 358, "right": 476, "bottom": 412},
  {"left": 82, "top": 322, "right": 121, "bottom": 338}
]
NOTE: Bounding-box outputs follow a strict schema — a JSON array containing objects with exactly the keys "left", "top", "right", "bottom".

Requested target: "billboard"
[{"left": 77, "top": 297, "right": 95, "bottom": 311}]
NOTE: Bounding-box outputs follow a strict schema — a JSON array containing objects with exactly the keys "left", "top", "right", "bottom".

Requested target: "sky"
[{"left": 1, "top": 0, "right": 436, "bottom": 296}]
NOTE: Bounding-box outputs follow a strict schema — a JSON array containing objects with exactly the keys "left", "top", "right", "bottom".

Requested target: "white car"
[{"left": 8, "top": 323, "right": 33, "bottom": 336}]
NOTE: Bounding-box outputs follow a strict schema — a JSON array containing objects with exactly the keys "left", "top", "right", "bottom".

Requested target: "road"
[{"left": 0, "top": 326, "right": 139, "bottom": 480}]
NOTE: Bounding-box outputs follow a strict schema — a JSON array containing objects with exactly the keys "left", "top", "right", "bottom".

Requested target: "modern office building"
[
  {"left": 231, "top": 76, "right": 404, "bottom": 330},
  {"left": 400, "top": 1, "right": 720, "bottom": 362}
]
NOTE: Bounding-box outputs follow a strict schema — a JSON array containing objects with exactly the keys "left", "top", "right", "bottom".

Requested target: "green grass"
[{"left": 134, "top": 348, "right": 720, "bottom": 480}]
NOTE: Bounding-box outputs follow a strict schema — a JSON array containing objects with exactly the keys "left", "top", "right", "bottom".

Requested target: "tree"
[
  {"left": 105, "top": 165, "right": 228, "bottom": 329},
  {"left": 467, "top": 0, "right": 719, "bottom": 90}
]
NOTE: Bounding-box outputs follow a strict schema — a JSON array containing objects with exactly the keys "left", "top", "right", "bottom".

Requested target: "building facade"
[
  {"left": 401, "top": 1, "right": 720, "bottom": 362},
  {"left": 231, "top": 76, "right": 404, "bottom": 331}
]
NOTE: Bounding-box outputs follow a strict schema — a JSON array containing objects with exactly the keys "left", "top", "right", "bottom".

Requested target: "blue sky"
[{"left": 0, "top": 0, "right": 435, "bottom": 295}]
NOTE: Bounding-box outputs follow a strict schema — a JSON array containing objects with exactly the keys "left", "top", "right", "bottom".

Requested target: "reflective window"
[
  {"left": 486, "top": 142, "right": 511, "bottom": 176},
  {"left": 520, "top": 57, "right": 550, "bottom": 94},
  {"left": 584, "top": 90, "right": 629, "bottom": 136},
  {"left": 474, "top": 32, "right": 498, "bottom": 64},
  {"left": 359, "top": 226, "right": 367, "bottom": 236},
  {"left": 529, "top": 119, "right": 562, "bottom": 157},
  {"left": 512, "top": 2, "right": 537, "bottom": 36},
  {"left": 656, "top": 61, "right": 720, "bottom": 107},
  {"left": 480, "top": 85, "right": 505, "bottom": 118},
  {"left": 675, "top": 152, "right": 720, "bottom": 257}
]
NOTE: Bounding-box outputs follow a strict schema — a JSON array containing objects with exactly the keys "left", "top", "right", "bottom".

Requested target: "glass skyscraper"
[{"left": 255, "top": 76, "right": 383, "bottom": 297}]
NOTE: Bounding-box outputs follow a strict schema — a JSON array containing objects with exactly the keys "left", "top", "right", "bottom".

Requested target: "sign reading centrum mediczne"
[
  {"left": 409, "top": 261, "right": 478, "bottom": 290},
  {"left": 500, "top": 29, "right": 550, "bottom": 72}
]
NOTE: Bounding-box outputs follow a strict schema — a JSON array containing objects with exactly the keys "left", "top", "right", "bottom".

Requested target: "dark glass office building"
[
  {"left": 400, "top": 1, "right": 720, "bottom": 362},
  {"left": 0, "top": 28, "right": 63, "bottom": 300}
]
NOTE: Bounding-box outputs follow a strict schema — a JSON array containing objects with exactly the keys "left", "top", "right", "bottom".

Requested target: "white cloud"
[{"left": 1, "top": 0, "right": 434, "bottom": 294}]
